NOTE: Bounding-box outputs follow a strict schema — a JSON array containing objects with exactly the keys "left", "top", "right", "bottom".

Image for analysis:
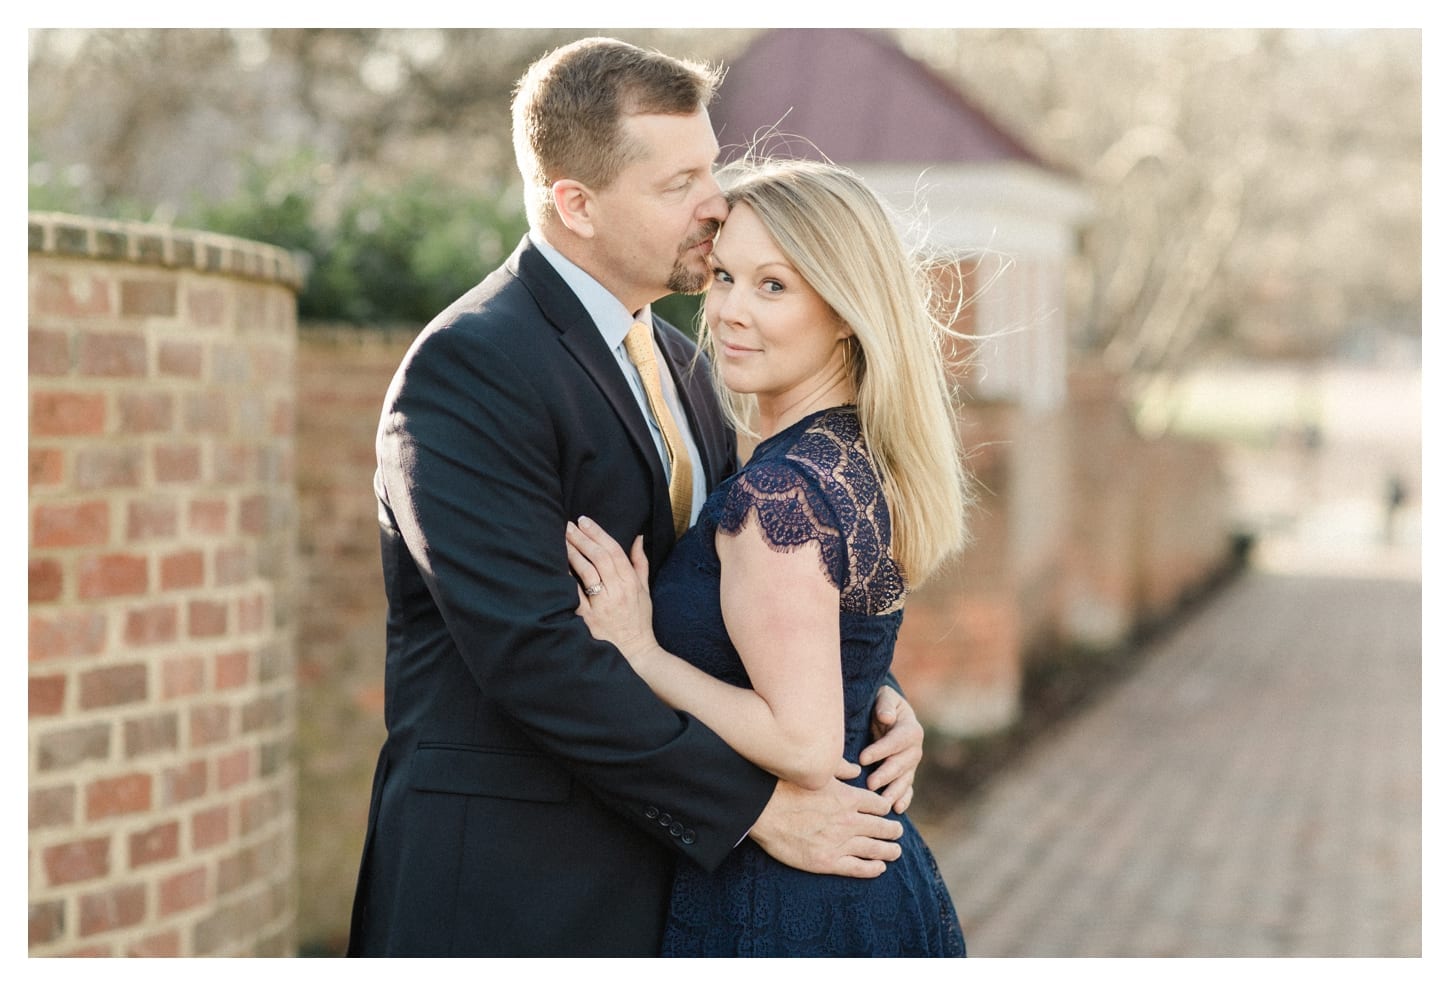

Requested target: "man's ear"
[{"left": 552, "top": 180, "right": 596, "bottom": 238}]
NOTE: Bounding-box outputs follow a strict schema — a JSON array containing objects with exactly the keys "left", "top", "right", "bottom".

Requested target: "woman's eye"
[
  {"left": 712, "top": 268, "right": 733, "bottom": 284},
  {"left": 761, "top": 279, "right": 784, "bottom": 293}
]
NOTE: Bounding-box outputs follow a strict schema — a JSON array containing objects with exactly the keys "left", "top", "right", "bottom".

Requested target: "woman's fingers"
[
  {"left": 570, "top": 517, "right": 631, "bottom": 583},
  {"left": 564, "top": 533, "right": 601, "bottom": 589},
  {"left": 575, "top": 516, "right": 626, "bottom": 557},
  {"left": 568, "top": 518, "right": 645, "bottom": 610},
  {"left": 629, "top": 535, "right": 650, "bottom": 588}
]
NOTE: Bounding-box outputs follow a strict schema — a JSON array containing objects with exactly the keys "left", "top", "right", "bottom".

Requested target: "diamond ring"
[{"left": 584, "top": 582, "right": 604, "bottom": 597}]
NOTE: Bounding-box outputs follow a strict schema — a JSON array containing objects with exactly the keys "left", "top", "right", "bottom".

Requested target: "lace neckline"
[{"left": 751, "top": 404, "right": 858, "bottom": 462}]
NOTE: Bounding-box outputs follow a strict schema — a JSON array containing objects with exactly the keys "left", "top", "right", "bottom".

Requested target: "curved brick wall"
[{"left": 28, "top": 213, "right": 300, "bottom": 956}]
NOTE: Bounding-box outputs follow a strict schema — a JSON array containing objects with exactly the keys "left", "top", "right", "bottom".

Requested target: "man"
[{"left": 347, "top": 36, "right": 924, "bottom": 957}]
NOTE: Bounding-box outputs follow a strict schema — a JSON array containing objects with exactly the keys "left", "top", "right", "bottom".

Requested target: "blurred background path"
[{"left": 923, "top": 488, "right": 1422, "bottom": 956}]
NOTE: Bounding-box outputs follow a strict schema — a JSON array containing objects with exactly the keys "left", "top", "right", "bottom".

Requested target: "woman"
[{"left": 565, "top": 158, "right": 970, "bottom": 956}]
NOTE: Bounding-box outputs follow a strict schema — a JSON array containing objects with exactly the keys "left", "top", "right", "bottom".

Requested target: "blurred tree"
[
  {"left": 29, "top": 27, "right": 1420, "bottom": 361},
  {"left": 896, "top": 28, "right": 1421, "bottom": 370}
]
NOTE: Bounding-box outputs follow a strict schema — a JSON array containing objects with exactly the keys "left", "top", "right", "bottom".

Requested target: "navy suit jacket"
[{"left": 347, "top": 236, "right": 777, "bottom": 956}]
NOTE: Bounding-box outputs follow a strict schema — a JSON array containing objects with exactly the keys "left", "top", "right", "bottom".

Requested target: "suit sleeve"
[{"left": 377, "top": 322, "right": 775, "bottom": 869}]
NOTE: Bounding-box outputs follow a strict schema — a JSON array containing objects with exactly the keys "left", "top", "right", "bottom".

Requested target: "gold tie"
[{"left": 623, "top": 321, "right": 693, "bottom": 539}]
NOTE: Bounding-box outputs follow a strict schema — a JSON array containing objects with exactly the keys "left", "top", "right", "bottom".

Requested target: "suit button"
[
  {"left": 682, "top": 829, "right": 696, "bottom": 845},
  {"left": 669, "top": 822, "right": 684, "bottom": 838},
  {"left": 644, "top": 806, "right": 659, "bottom": 820},
  {"left": 658, "top": 812, "right": 673, "bottom": 827}
]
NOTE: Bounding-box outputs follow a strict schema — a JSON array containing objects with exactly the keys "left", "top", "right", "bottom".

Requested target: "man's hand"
[
  {"left": 748, "top": 778, "right": 903, "bottom": 878},
  {"left": 858, "top": 684, "right": 924, "bottom": 813}
]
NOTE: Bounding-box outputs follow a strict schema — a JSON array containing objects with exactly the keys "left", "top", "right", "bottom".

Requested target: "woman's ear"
[{"left": 552, "top": 179, "right": 596, "bottom": 238}]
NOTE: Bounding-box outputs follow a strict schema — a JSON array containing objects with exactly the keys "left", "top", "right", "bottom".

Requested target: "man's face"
[{"left": 586, "top": 108, "right": 728, "bottom": 312}]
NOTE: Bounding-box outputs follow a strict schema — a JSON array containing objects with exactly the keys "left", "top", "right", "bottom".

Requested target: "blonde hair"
[
  {"left": 511, "top": 37, "right": 722, "bottom": 227},
  {"left": 701, "top": 158, "right": 972, "bottom": 585}
]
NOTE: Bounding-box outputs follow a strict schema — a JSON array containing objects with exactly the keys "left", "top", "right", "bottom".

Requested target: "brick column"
[
  {"left": 292, "top": 326, "right": 409, "bottom": 952},
  {"left": 28, "top": 213, "right": 299, "bottom": 956}
]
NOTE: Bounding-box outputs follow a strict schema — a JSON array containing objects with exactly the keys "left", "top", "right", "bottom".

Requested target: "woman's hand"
[{"left": 566, "top": 516, "right": 661, "bottom": 670}]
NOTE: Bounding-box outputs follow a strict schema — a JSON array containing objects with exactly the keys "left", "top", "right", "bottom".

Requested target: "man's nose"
[{"left": 698, "top": 176, "right": 728, "bottom": 224}]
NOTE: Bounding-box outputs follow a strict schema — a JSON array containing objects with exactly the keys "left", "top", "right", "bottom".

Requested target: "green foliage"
[
  {"left": 184, "top": 154, "right": 528, "bottom": 326},
  {"left": 30, "top": 147, "right": 703, "bottom": 331},
  {"left": 298, "top": 180, "right": 527, "bottom": 326},
  {"left": 28, "top": 150, "right": 154, "bottom": 221},
  {"left": 653, "top": 292, "right": 706, "bottom": 340}
]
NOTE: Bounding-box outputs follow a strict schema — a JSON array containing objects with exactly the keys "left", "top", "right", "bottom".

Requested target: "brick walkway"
[{"left": 924, "top": 530, "right": 1422, "bottom": 957}]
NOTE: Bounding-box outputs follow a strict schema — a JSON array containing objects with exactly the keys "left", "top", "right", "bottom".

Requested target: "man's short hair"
[{"left": 511, "top": 37, "right": 722, "bottom": 225}]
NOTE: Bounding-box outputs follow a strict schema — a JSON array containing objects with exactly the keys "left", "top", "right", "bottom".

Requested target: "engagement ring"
[{"left": 584, "top": 582, "right": 604, "bottom": 597}]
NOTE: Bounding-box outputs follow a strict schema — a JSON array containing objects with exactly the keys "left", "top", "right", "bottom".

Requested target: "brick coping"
[{"left": 28, "top": 211, "right": 304, "bottom": 289}]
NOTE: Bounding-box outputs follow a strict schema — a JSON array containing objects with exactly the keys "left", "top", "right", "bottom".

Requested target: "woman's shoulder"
[
  {"left": 723, "top": 408, "right": 904, "bottom": 613},
  {"left": 787, "top": 405, "right": 864, "bottom": 455},
  {"left": 748, "top": 405, "right": 857, "bottom": 471},
  {"left": 727, "top": 410, "right": 867, "bottom": 512},
  {"left": 783, "top": 408, "right": 880, "bottom": 505}
]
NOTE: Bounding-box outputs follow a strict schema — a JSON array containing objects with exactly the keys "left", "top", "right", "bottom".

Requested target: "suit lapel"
[{"left": 510, "top": 238, "right": 675, "bottom": 552}]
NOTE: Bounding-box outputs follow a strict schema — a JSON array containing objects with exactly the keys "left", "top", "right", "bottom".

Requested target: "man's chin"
[{"left": 667, "top": 264, "right": 711, "bottom": 296}]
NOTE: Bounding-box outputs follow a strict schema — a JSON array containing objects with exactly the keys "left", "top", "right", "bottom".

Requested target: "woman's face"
[{"left": 704, "top": 203, "right": 850, "bottom": 413}]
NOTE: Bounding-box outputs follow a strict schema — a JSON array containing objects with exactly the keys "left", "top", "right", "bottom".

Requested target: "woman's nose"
[{"left": 713, "top": 282, "right": 746, "bottom": 326}]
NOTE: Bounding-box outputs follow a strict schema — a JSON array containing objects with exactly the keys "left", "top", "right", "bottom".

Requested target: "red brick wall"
[
  {"left": 895, "top": 402, "right": 1025, "bottom": 734},
  {"left": 292, "top": 327, "right": 411, "bottom": 953},
  {"left": 1061, "top": 368, "right": 1233, "bottom": 642},
  {"left": 894, "top": 370, "right": 1234, "bottom": 737},
  {"left": 28, "top": 214, "right": 299, "bottom": 956}
]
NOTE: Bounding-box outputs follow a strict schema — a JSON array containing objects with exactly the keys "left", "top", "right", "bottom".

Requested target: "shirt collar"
[{"left": 532, "top": 232, "right": 651, "bottom": 352}]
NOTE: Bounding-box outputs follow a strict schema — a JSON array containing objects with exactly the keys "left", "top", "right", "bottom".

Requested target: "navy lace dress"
[{"left": 650, "top": 406, "right": 966, "bottom": 957}]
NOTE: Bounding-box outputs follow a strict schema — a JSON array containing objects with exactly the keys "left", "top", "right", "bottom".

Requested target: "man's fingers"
[
  {"left": 874, "top": 692, "right": 900, "bottom": 726},
  {"left": 847, "top": 812, "right": 904, "bottom": 842},
  {"left": 841, "top": 785, "right": 894, "bottom": 818},
  {"left": 830, "top": 857, "right": 889, "bottom": 879},
  {"left": 859, "top": 718, "right": 922, "bottom": 766},
  {"left": 871, "top": 770, "right": 908, "bottom": 802},
  {"left": 876, "top": 775, "right": 911, "bottom": 809},
  {"left": 843, "top": 834, "right": 903, "bottom": 862},
  {"left": 864, "top": 758, "right": 907, "bottom": 792},
  {"left": 893, "top": 786, "right": 914, "bottom": 814}
]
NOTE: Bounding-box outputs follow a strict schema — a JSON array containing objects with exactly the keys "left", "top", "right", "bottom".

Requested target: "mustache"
[{"left": 686, "top": 220, "right": 721, "bottom": 249}]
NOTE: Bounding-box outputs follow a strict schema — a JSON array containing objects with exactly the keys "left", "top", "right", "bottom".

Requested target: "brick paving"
[{"left": 925, "top": 530, "right": 1422, "bottom": 957}]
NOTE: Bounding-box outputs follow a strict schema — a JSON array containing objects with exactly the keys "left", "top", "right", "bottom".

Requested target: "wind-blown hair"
[
  {"left": 702, "top": 158, "right": 972, "bottom": 585},
  {"left": 511, "top": 37, "right": 722, "bottom": 227}
]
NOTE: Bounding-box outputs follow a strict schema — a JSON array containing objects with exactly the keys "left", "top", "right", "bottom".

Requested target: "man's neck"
[{"left": 532, "top": 224, "right": 649, "bottom": 317}]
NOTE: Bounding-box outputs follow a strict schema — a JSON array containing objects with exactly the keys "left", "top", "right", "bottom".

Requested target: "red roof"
[{"left": 713, "top": 28, "right": 1050, "bottom": 168}]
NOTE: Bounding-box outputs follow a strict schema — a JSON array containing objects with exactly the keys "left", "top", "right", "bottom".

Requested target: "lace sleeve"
[
  {"left": 717, "top": 414, "right": 907, "bottom": 615},
  {"left": 717, "top": 458, "right": 848, "bottom": 591}
]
